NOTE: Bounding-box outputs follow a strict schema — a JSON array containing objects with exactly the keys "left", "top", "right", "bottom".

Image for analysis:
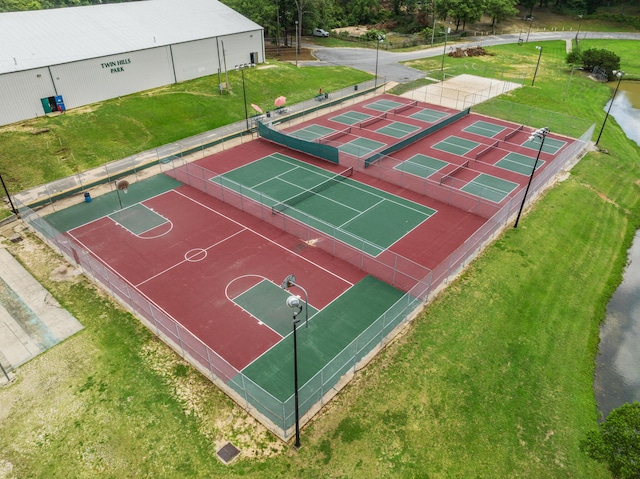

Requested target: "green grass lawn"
[
  {"left": 0, "top": 61, "right": 371, "bottom": 191},
  {"left": 1, "top": 37, "right": 640, "bottom": 478}
]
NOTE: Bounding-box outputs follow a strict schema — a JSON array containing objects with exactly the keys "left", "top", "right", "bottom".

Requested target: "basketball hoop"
[
  {"left": 114, "top": 179, "right": 129, "bottom": 210},
  {"left": 116, "top": 179, "right": 129, "bottom": 194}
]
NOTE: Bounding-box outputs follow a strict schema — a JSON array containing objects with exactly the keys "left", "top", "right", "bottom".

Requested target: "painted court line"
[{"left": 172, "top": 189, "right": 354, "bottom": 287}]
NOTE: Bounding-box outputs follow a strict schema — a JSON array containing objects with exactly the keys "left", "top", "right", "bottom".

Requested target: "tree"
[
  {"left": 484, "top": 0, "right": 518, "bottom": 33},
  {"left": 446, "top": 0, "right": 485, "bottom": 31},
  {"left": 580, "top": 402, "right": 640, "bottom": 479},
  {"left": 580, "top": 47, "right": 621, "bottom": 78}
]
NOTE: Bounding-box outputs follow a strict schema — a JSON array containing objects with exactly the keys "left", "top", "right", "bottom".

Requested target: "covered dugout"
[{"left": 0, "top": 0, "right": 264, "bottom": 126}]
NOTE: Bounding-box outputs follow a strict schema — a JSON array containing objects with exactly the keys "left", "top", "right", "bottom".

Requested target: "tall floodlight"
[
  {"left": 526, "top": 17, "right": 534, "bottom": 43},
  {"left": 531, "top": 46, "right": 543, "bottom": 86},
  {"left": 596, "top": 70, "right": 625, "bottom": 146},
  {"left": 286, "top": 295, "right": 302, "bottom": 449},
  {"left": 514, "top": 127, "right": 549, "bottom": 228},
  {"left": 374, "top": 35, "right": 384, "bottom": 89},
  {"left": 440, "top": 26, "right": 451, "bottom": 81},
  {"left": 235, "top": 63, "right": 255, "bottom": 131},
  {"left": 575, "top": 14, "right": 583, "bottom": 44},
  {"left": 0, "top": 172, "right": 17, "bottom": 215}
]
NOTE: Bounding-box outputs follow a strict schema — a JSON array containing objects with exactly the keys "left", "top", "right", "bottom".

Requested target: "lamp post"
[
  {"left": 235, "top": 63, "right": 254, "bottom": 131},
  {"left": 531, "top": 46, "right": 543, "bottom": 86},
  {"left": 0, "top": 172, "right": 17, "bottom": 215},
  {"left": 514, "top": 127, "right": 549, "bottom": 228},
  {"left": 575, "top": 14, "right": 583, "bottom": 44},
  {"left": 526, "top": 16, "right": 534, "bottom": 43},
  {"left": 596, "top": 70, "right": 625, "bottom": 146},
  {"left": 440, "top": 26, "right": 450, "bottom": 81},
  {"left": 286, "top": 294, "right": 303, "bottom": 450},
  {"left": 281, "top": 273, "right": 310, "bottom": 449},
  {"left": 295, "top": 20, "right": 299, "bottom": 67},
  {"left": 374, "top": 34, "right": 384, "bottom": 89}
]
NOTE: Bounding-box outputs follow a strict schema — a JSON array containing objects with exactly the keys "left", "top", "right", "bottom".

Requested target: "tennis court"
[
  {"left": 394, "top": 154, "right": 448, "bottom": 179},
  {"left": 409, "top": 108, "right": 450, "bottom": 123},
  {"left": 432, "top": 135, "right": 481, "bottom": 156},
  {"left": 463, "top": 120, "right": 506, "bottom": 138},
  {"left": 495, "top": 151, "right": 544, "bottom": 175},
  {"left": 290, "top": 124, "right": 336, "bottom": 141},
  {"left": 460, "top": 173, "right": 518, "bottom": 203},
  {"left": 330, "top": 111, "right": 372, "bottom": 126},
  {"left": 210, "top": 152, "right": 436, "bottom": 256},
  {"left": 365, "top": 98, "right": 405, "bottom": 112},
  {"left": 521, "top": 135, "right": 566, "bottom": 154},
  {"left": 374, "top": 121, "right": 421, "bottom": 138}
]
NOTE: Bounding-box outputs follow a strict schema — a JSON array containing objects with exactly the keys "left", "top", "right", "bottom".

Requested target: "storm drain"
[{"left": 216, "top": 442, "right": 240, "bottom": 464}]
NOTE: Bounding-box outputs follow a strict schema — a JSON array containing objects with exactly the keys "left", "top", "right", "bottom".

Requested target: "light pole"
[
  {"left": 295, "top": 20, "right": 299, "bottom": 67},
  {"left": 531, "top": 46, "right": 543, "bottom": 86},
  {"left": 526, "top": 16, "right": 534, "bottom": 43},
  {"left": 0, "top": 172, "right": 17, "bottom": 215},
  {"left": 440, "top": 26, "right": 450, "bottom": 81},
  {"left": 281, "top": 273, "right": 309, "bottom": 449},
  {"left": 286, "top": 294, "right": 302, "bottom": 449},
  {"left": 514, "top": 127, "right": 549, "bottom": 228},
  {"left": 596, "top": 70, "right": 625, "bottom": 146},
  {"left": 281, "top": 274, "right": 308, "bottom": 327},
  {"left": 575, "top": 14, "right": 583, "bottom": 45},
  {"left": 235, "top": 63, "right": 254, "bottom": 131},
  {"left": 374, "top": 34, "right": 383, "bottom": 89}
]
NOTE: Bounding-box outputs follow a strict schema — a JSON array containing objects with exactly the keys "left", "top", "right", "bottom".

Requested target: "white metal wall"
[
  {"left": 0, "top": 68, "right": 57, "bottom": 126},
  {"left": 50, "top": 47, "right": 176, "bottom": 110},
  {"left": 0, "top": 30, "right": 264, "bottom": 127}
]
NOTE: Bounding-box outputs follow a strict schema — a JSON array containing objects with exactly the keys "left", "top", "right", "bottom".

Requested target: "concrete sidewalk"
[{"left": 0, "top": 246, "right": 83, "bottom": 385}]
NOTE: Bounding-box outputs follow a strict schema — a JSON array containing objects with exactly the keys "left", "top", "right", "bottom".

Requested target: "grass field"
[
  {"left": 0, "top": 62, "right": 370, "bottom": 192},
  {"left": 1, "top": 35, "right": 640, "bottom": 478}
]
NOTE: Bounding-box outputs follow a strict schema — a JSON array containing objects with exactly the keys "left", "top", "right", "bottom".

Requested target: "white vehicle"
[{"left": 313, "top": 28, "right": 329, "bottom": 37}]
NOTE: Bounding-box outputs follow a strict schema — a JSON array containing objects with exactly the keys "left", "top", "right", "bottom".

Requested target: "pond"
[{"left": 593, "top": 80, "right": 640, "bottom": 418}]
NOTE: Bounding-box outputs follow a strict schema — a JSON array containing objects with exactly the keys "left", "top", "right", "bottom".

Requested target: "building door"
[{"left": 40, "top": 96, "right": 57, "bottom": 114}]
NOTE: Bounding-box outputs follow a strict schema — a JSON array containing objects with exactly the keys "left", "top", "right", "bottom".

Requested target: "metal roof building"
[{"left": 0, "top": 0, "right": 264, "bottom": 126}]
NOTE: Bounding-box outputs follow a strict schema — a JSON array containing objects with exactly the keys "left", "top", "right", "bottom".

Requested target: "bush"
[{"left": 580, "top": 48, "right": 621, "bottom": 79}]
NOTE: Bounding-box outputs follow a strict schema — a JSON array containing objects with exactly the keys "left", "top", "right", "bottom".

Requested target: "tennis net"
[
  {"left": 272, "top": 166, "right": 354, "bottom": 215},
  {"left": 359, "top": 112, "right": 387, "bottom": 129},
  {"left": 439, "top": 160, "right": 470, "bottom": 184},
  {"left": 317, "top": 127, "right": 352, "bottom": 144},
  {"left": 504, "top": 124, "right": 524, "bottom": 141},
  {"left": 475, "top": 140, "right": 500, "bottom": 161}
]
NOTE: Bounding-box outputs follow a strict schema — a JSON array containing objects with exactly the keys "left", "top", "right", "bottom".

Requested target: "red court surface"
[{"left": 69, "top": 188, "right": 366, "bottom": 369}]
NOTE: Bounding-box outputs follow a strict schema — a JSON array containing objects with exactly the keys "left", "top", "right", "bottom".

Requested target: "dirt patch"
[{"left": 265, "top": 46, "right": 316, "bottom": 62}]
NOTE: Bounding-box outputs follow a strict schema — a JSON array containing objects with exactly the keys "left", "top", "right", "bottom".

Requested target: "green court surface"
[
  {"left": 337, "top": 137, "right": 386, "bottom": 157},
  {"left": 110, "top": 204, "right": 168, "bottom": 235},
  {"left": 330, "top": 111, "right": 371, "bottom": 126},
  {"left": 290, "top": 124, "right": 335, "bottom": 141},
  {"left": 433, "top": 136, "right": 480, "bottom": 156},
  {"left": 233, "top": 279, "right": 319, "bottom": 336},
  {"left": 365, "top": 99, "right": 404, "bottom": 112},
  {"left": 495, "top": 152, "right": 544, "bottom": 175},
  {"left": 45, "top": 174, "right": 183, "bottom": 233},
  {"left": 409, "top": 108, "right": 449, "bottom": 123},
  {"left": 394, "top": 154, "right": 448, "bottom": 178},
  {"left": 461, "top": 173, "right": 517, "bottom": 203},
  {"left": 463, "top": 120, "right": 505, "bottom": 138},
  {"left": 374, "top": 121, "right": 420, "bottom": 138},
  {"left": 236, "top": 275, "right": 407, "bottom": 402},
  {"left": 521, "top": 136, "right": 566, "bottom": 154},
  {"left": 211, "top": 153, "right": 435, "bottom": 256}
]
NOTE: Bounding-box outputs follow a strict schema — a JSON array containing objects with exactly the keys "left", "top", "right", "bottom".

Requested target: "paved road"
[{"left": 310, "top": 31, "right": 640, "bottom": 83}]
